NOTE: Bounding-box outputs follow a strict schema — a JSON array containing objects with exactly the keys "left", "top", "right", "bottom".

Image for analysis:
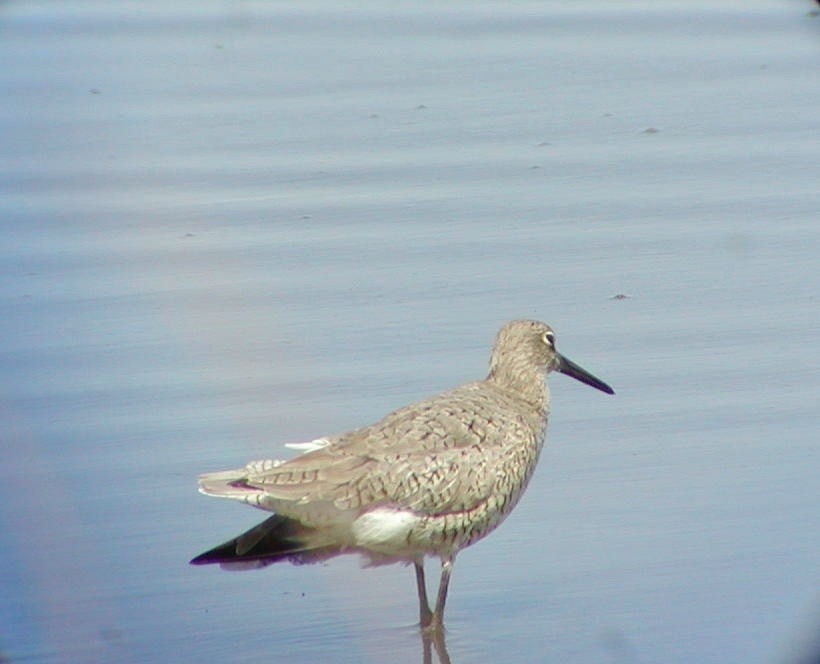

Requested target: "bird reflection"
[{"left": 421, "top": 626, "right": 451, "bottom": 664}]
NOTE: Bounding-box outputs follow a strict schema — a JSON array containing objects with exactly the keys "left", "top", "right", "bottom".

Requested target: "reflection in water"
[{"left": 421, "top": 627, "right": 451, "bottom": 664}]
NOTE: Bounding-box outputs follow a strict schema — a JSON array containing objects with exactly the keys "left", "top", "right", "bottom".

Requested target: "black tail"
[{"left": 190, "top": 514, "right": 340, "bottom": 567}]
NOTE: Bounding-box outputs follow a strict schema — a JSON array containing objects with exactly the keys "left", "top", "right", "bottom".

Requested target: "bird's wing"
[{"left": 203, "top": 386, "right": 540, "bottom": 523}]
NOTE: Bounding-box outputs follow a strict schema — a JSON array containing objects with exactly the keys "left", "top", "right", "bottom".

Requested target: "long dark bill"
[{"left": 556, "top": 354, "right": 615, "bottom": 395}]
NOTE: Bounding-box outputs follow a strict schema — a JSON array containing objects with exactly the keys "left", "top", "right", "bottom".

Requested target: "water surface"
[{"left": 1, "top": 2, "right": 819, "bottom": 662}]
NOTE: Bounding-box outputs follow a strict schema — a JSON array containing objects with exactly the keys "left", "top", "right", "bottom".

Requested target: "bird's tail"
[{"left": 190, "top": 514, "right": 341, "bottom": 569}]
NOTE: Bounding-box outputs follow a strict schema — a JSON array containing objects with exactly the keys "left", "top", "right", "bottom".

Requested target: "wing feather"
[{"left": 199, "top": 383, "right": 543, "bottom": 526}]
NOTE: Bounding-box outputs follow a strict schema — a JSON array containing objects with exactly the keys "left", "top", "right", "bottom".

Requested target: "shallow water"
[{"left": 1, "top": 2, "right": 819, "bottom": 662}]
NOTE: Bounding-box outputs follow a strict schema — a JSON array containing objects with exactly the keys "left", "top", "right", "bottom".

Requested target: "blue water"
[{"left": 2, "top": 2, "right": 819, "bottom": 662}]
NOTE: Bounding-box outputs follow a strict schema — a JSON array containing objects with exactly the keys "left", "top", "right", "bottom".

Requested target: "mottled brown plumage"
[{"left": 191, "top": 319, "right": 613, "bottom": 630}]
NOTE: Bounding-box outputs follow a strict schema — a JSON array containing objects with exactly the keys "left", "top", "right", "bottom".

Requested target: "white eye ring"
[{"left": 542, "top": 332, "right": 555, "bottom": 346}]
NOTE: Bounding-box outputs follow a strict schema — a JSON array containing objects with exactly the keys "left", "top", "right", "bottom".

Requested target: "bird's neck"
[{"left": 486, "top": 362, "right": 549, "bottom": 413}]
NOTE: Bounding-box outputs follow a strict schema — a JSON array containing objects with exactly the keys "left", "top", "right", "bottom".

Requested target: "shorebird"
[{"left": 190, "top": 319, "right": 614, "bottom": 630}]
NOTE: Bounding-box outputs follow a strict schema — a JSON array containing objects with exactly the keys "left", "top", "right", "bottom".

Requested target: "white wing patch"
[
  {"left": 352, "top": 508, "right": 420, "bottom": 551},
  {"left": 285, "top": 437, "right": 331, "bottom": 452},
  {"left": 240, "top": 438, "right": 332, "bottom": 476}
]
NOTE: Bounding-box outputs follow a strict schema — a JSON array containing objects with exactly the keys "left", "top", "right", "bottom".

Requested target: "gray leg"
[
  {"left": 415, "top": 560, "right": 433, "bottom": 627},
  {"left": 428, "top": 556, "right": 454, "bottom": 630}
]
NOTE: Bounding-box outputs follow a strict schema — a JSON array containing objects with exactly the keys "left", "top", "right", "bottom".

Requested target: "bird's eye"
[{"left": 542, "top": 332, "right": 555, "bottom": 347}]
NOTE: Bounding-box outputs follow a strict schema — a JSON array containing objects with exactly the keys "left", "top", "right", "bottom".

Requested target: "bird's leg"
[
  {"left": 427, "top": 556, "right": 454, "bottom": 631},
  {"left": 414, "top": 560, "right": 433, "bottom": 628}
]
